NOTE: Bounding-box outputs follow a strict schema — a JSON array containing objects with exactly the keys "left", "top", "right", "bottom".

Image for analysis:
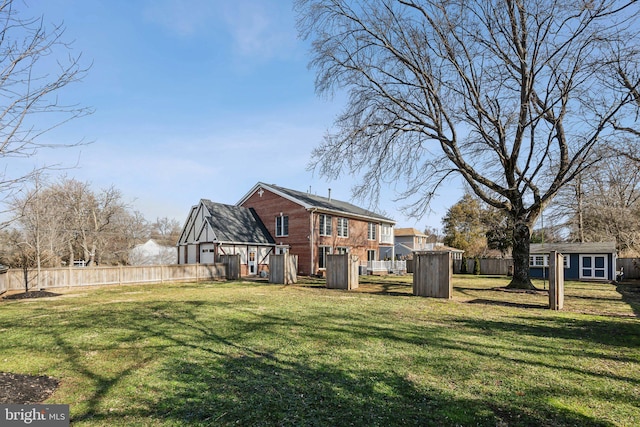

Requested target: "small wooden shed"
[{"left": 529, "top": 242, "right": 617, "bottom": 282}]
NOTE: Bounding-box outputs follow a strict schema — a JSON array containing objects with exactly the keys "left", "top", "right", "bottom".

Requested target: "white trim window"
[
  {"left": 337, "top": 217, "right": 349, "bottom": 237},
  {"left": 276, "top": 215, "right": 289, "bottom": 237},
  {"left": 367, "top": 222, "right": 377, "bottom": 240},
  {"left": 529, "top": 255, "right": 570, "bottom": 268},
  {"left": 318, "top": 246, "right": 332, "bottom": 269},
  {"left": 336, "top": 246, "right": 349, "bottom": 254},
  {"left": 367, "top": 250, "right": 376, "bottom": 261},
  {"left": 530, "top": 255, "right": 546, "bottom": 267},
  {"left": 380, "top": 224, "right": 393, "bottom": 244},
  {"left": 319, "top": 214, "right": 332, "bottom": 236}
]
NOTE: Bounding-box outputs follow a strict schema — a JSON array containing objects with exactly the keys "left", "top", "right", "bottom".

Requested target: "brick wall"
[
  {"left": 242, "top": 186, "right": 391, "bottom": 275},
  {"left": 241, "top": 188, "right": 314, "bottom": 275}
]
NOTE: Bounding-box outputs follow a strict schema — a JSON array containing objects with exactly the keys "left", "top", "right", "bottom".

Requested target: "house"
[
  {"left": 237, "top": 183, "right": 396, "bottom": 276},
  {"left": 529, "top": 242, "right": 617, "bottom": 281},
  {"left": 177, "top": 200, "right": 275, "bottom": 276},
  {"left": 394, "top": 228, "right": 464, "bottom": 260},
  {"left": 129, "top": 239, "right": 176, "bottom": 265}
]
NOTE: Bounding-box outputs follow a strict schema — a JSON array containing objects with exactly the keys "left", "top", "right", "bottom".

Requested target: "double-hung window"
[
  {"left": 276, "top": 215, "right": 289, "bottom": 237},
  {"left": 319, "top": 214, "right": 332, "bottom": 236},
  {"left": 367, "top": 222, "right": 377, "bottom": 240},
  {"left": 337, "top": 217, "right": 349, "bottom": 237}
]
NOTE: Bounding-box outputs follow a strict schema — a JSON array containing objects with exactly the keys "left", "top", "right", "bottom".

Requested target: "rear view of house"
[
  {"left": 238, "top": 183, "right": 396, "bottom": 276},
  {"left": 177, "top": 182, "right": 396, "bottom": 277}
]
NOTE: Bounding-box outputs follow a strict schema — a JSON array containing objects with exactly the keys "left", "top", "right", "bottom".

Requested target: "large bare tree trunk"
[{"left": 508, "top": 219, "right": 535, "bottom": 290}]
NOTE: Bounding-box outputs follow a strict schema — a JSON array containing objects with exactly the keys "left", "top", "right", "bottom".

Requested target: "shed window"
[{"left": 529, "top": 255, "right": 570, "bottom": 268}]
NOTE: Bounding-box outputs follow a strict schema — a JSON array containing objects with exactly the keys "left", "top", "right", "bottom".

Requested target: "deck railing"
[{"left": 362, "top": 260, "right": 406, "bottom": 274}]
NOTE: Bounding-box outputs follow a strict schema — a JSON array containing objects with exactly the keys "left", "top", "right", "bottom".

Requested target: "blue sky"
[{"left": 12, "top": 0, "right": 463, "bottom": 230}]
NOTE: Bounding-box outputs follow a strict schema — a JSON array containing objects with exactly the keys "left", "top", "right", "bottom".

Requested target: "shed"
[{"left": 529, "top": 242, "right": 617, "bottom": 281}]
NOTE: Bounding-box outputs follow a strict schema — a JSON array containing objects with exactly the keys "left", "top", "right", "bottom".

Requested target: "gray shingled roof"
[
  {"left": 266, "top": 183, "right": 394, "bottom": 223},
  {"left": 201, "top": 200, "right": 275, "bottom": 245},
  {"left": 530, "top": 242, "right": 616, "bottom": 254}
]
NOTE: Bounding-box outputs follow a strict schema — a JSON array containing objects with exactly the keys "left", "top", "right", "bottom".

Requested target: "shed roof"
[
  {"left": 530, "top": 242, "right": 616, "bottom": 254},
  {"left": 202, "top": 200, "right": 275, "bottom": 245}
]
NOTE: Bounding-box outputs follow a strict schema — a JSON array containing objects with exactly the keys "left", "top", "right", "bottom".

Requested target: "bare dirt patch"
[
  {"left": 0, "top": 372, "right": 59, "bottom": 404},
  {"left": 2, "top": 290, "right": 61, "bottom": 300}
]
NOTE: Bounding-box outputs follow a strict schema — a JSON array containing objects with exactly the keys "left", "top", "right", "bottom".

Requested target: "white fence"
[{"left": 361, "top": 260, "right": 407, "bottom": 274}]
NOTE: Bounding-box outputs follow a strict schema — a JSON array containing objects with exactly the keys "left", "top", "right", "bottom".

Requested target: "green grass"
[{"left": 1, "top": 275, "right": 639, "bottom": 426}]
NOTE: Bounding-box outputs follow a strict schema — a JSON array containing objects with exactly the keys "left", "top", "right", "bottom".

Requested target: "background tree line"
[
  {"left": 441, "top": 145, "right": 640, "bottom": 259},
  {"left": 0, "top": 175, "right": 182, "bottom": 269}
]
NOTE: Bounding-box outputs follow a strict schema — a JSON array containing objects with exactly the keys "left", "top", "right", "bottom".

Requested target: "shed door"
[{"left": 580, "top": 255, "right": 607, "bottom": 280}]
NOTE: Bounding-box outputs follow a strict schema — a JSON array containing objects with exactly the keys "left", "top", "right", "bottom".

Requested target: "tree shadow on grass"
[
  {"left": 63, "top": 302, "right": 623, "bottom": 426},
  {"left": 7, "top": 296, "right": 629, "bottom": 426},
  {"left": 136, "top": 351, "right": 612, "bottom": 427},
  {"left": 466, "top": 298, "right": 547, "bottom": 310},
  {"left": 616, "top": 280, "right": 640, "bottom": 317},
  {"left": 354, "top": 282, "right": 413, "bottom": 297}
]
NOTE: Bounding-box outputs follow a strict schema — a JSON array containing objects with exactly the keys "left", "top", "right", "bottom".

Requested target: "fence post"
[{"left": 549, "top": 251, "right": 564, "bottom": 310}]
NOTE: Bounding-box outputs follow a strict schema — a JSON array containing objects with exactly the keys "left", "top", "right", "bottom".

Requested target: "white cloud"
[
  {"left": 143, "top": 0, "right": 298, "bottom": 61},
  {"left": 220, "top": 1, "right": 297, "bottom": 60},
  {"left": 142, "top": 0, "right": 216, "bottom": 37}
]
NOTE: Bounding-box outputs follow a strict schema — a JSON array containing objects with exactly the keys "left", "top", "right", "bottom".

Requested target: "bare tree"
[
  {"left": 297, "top": 0, "right": 640, "bottom": 288},
  {"left": 0, "top": 0, "right": 91, "bottom": 213},
  {"left": 150, "top": 217, "right": 181, "bottom": 246},
  {"left": 11, "top": 177, "right": 140, "bottom": 267},
  {"left": 550, "top": 150, "right": 640, "bottom": 255}
]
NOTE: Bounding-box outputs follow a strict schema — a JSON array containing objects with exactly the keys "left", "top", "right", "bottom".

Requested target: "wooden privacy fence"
[
  {"left": 1, "top": 263, "right": 227, "bottom": 292},
  {"left": 617, "top": 258, "right": 640, "bottom": 279},
  {"left": 454, "top": 258, "right": 513, "bottom": 275},
  {"left": 0, "top": 268, "right": 7, "bottom": 295}
]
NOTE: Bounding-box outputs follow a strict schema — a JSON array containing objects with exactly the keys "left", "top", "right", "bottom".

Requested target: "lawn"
[{"left": 1, "top": 275, "right": 639, "bottom": 426}]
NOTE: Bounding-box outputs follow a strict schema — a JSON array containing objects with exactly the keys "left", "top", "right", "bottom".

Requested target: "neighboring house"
[
  {"left": 394, "top": 228, "right": 464, "bottom": 260},
  {"left": 177, "top": 200, "right": 275, "bottom": 276},
  {"left": 394, "top": 228, "right": 431, "bottom": 257},
  {"left": 129, "top": 239, "right": 176, "bottom": 265},
  {"left": 237, "top": 183, "right": 396, "bottom": 276},
  {"left": 529, "top": 242, "right": 617, "bottom": 281}
]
